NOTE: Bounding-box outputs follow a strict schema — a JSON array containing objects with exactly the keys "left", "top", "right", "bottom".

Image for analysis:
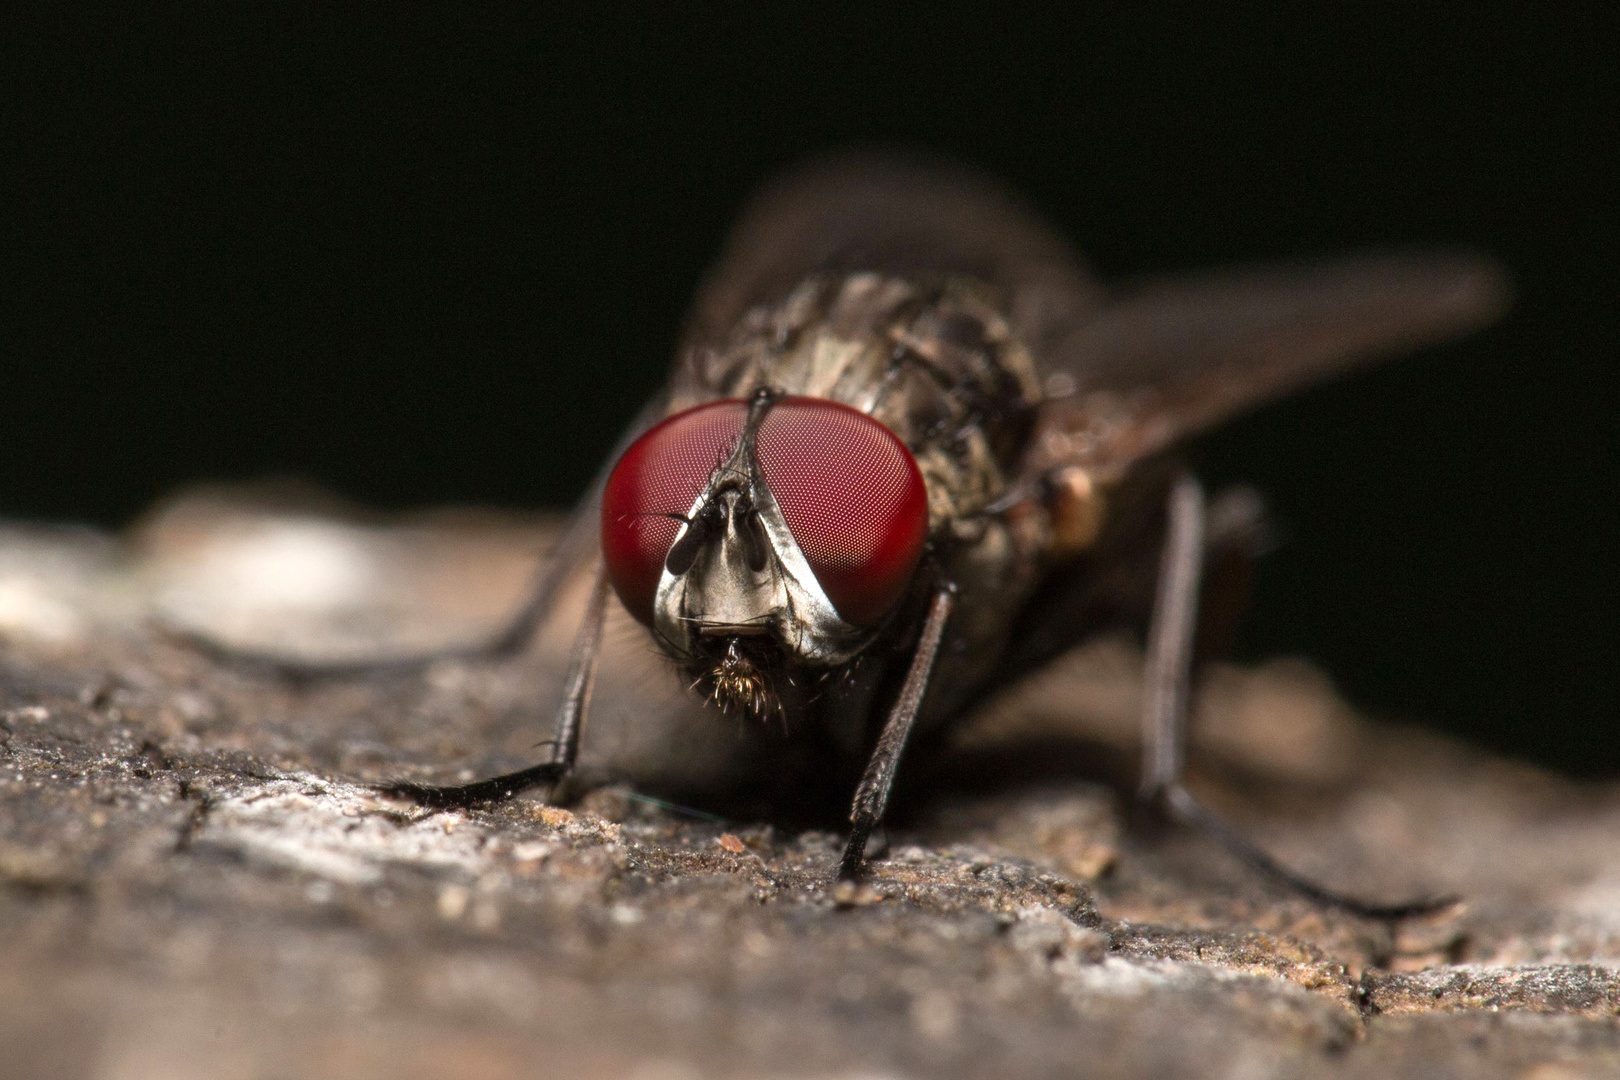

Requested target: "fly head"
[{"left": 600, "top": 388, "right": 931, "bottom": 723}]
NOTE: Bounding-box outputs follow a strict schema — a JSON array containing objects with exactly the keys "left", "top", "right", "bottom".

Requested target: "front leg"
[
  {"left": 383, "top": 566, "right": 611, "bottom": 810},
  {"left": 836, "top": 582, "right": 957, "bottom": 882}
]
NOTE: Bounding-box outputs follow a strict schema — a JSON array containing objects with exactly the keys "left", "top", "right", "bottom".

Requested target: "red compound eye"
[
  {"left": 757, "top": 398, "right": 927, "bottom": 626},
  {"left": 601, "top": 400, "right": 749, "bottom": 624},
  {"left": 600, "top": 396, "right": 929, "bottom": 627}
]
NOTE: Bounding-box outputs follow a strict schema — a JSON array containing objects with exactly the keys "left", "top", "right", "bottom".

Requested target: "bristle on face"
[{"left": 705, "top": 638, "right": 779, "bottom": 722}]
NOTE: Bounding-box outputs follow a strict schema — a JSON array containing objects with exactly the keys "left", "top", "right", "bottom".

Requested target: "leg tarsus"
[
  {"left": 379, "top": 569, "right": 611, "bottom": 814},
  {"left": 380, "top": 761, "right": 565, "bottom": 810},
  {"left": 1138, "top": 474, "right": 1454, "bottom": 923},
  {"left": 1147, "top": 782, "right": 1457, "bottom": 922},
  {"left": 837, "top": 816, "right": 876, "bottom": 882}
]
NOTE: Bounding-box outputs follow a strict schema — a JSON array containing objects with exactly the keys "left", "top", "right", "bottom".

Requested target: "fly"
[{"left": 183, "top": 154, "right": 1509, "bottom": 917}]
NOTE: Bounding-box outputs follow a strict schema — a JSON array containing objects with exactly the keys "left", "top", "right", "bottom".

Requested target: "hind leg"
[{"left": 1139, "top": 475, "right": 1451, "bottom": 921}]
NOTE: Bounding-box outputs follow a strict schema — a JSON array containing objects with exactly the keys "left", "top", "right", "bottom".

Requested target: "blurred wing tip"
[
  {"left": 1443, "top": 254, "right": 1514, "bottom": 327},
  {"left": 1375, "top": 248, "right": 1515, "bottom": 330}
]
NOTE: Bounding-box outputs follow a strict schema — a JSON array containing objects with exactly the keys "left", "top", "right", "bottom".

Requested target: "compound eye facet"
[
  {"left": 600, "top": 400, "right": 747, "bottom": 623},
  {"left": 756, "top": 397, "right": 928, "bottom": 626}
]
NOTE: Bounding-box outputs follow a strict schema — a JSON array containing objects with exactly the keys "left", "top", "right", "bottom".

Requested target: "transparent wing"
[{"left": 1032, "top": 254, "right": 1511, "bottom": 479}]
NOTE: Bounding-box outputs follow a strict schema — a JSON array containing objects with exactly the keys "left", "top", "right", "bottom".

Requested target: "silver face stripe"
[
  {"left": 745, "top": 465, "right": 868, "bottom": 661},
  {"left": 652, "top": 400, "right": 870, "bottom": 666}
]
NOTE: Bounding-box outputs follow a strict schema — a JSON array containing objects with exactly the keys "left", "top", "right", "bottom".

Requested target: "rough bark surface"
[{"left": 1, "top": 491, "right": 1616, "bottom": 1079}]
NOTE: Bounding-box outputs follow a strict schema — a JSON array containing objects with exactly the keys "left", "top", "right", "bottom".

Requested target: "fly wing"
[
  {"left": 678, "top": 152, "right": 1103, "bottom": 366},
  {"left": 681, "top": 155, "right": 1508, "bottom": 480},
  {"left": 1032, "top": 254, "right": 1511, "bottom": 480}
]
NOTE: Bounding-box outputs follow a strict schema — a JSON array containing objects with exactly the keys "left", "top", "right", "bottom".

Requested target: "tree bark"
[{"left": 1, "top": 491, "right": 1615, "bottom": 1079}]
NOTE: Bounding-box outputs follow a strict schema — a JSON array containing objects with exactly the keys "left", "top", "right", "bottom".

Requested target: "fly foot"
[{"left": 378, "top": 761, "right": 565, "bottom": 810}]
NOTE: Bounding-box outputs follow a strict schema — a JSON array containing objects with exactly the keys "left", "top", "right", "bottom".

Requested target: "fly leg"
[
  {"left": 159, "top": 393, "right": 674, "bottom": 683},
  {"left": 1139, "top": 474, "right": 1453, "bottom": 920},
  {"left": 155, "top": 507, "right": 598, "bottom": 682},
  {"left": 836, "top": 582, "right": 957, "bottom": 884},
  {"left": 381, "top": 567, "right": 611, "bottom": 809}
]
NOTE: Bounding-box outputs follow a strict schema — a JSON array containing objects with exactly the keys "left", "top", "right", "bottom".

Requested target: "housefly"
[{"left": 193, "top": 155, "right": 1508, "bottom": 915}]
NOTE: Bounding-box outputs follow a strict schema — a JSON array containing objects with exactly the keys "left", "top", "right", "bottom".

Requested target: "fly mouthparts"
[{"left": 698, "top": 623, "right": 770, "bottom": 637}]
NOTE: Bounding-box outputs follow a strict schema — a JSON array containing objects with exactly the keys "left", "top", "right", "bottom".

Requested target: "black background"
[{"left": 3, "top": 7, "right": 1614, "bottom": 772}]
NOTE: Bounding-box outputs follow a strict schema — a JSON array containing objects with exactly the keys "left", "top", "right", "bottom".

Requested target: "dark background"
[{"left": 3, "top": 8, "right": 1614, "bottom": 772}]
